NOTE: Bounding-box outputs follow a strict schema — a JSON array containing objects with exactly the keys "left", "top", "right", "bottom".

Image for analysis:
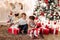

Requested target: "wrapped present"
[
  {"left": 43, "top": 28, "right": 49, "bottom": 35},
  {"left": 28, "top": 29, "right": 34, "bottom": 38},
  {"left": 8, "top": 27, "right": 12, "bottom": 34},
  {"left": 8, "top": 24, "right": 20, "bottom": 34},
  {"left": 28, "top": 29, "right": 33, "bottom": 34},
  {"left": 39, "top": 27, "right": 49, "bottom": 35},
  {"left": 49, "top": 28, "right": 52, "bottom": 33},
  {"left": 45, "top": 25, "right": 49, "bottom": 29},
  {"left": 14, "top": 28, "right": 20, "bottom": 35},
  {"left": 34, "top": 28, "right": 40, "bottom": 37},
  {"left": 45, "top": 25, "right": 52, "bottom": 33},
  {"left": 8, "top": 27, "right": 20, "bottom": 35},
  {"left": 50, "top": 28, "right": 58, "bottom": 35}
]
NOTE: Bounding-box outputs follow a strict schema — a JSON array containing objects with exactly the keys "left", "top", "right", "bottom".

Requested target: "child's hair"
[
  {"left": 21, "top": 13, "right": 26, "bottom": 17},
  {"left": 29, "top": 16, "right": 35, "bottom": 20}
]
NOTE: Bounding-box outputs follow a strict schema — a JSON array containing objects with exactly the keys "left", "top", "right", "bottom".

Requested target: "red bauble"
[
  {"left": 36, "top": 22, "right": 42, "bottom": 28},
  {"left": 40, "top": 12, "right": 44, "bottom": 16},
  {"left": 45, "top": 25, "right": 49, "bottom": 29},
  {"left": 54, "top": 21, "right": 57, "bottom": 25},
  {"left": 48, "top": 21, "right": 50, "bottom": 24},
  {"left": 42, "top": 23, "right": 44, "bottom": 25},
  {"left": 44, "top": 0, "right": 48, "bottom": 4},
  {"left": 35, "top": 17, "right": 38, "bottom": 20}
]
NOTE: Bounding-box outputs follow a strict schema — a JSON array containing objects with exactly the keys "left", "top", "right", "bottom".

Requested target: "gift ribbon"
[
  {"left": 10, "top": 27, "right": 19, "bottom": 34},
  {"left": 10, "top": 24, "right": 19, "bottom": 33},
  {"left": 54, "top": 28, "right": 56, "bottom": 35},
  {"left": 29, "top": 30, "right": 33, "bottom": 37},
  {"left": 10, "top": 27, "right": 14, "bottom": 34},
  {"left": 34, "top": 28, "right": 40, "bottom": 37}
]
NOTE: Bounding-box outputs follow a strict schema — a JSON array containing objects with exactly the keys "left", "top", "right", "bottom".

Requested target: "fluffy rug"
[{"left": 0, "top": 25, "right": 60, "bottom": 40}]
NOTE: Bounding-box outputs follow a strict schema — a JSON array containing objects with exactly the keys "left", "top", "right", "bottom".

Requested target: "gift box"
[
  {"left": 14, "top": 28, "right": 20, "bottom": 35},
  {"left": 28, "top": 28, "right": 40, "bottom": 37},
  {"left": 49, "top": 28, "right": 52, "bottom": 33},
  {"left": 28, "top": 29, "right": 34, "bottom": 38},
  {"left": 45, "top": 25, "right": 49, "bottom": 29},
  {"left": 45, "top": 25, "right": 52, "bottom": 33},
  {"left": 28, "top": 30, "right": 32, "bottom": 34},
  {"left": 39, "top": 27, "right": 49, "bottom": 35},
  {"left": 50, "top": 28, "right": 58, "bottom": 35},
  {"left": 43, "top": 28, "right": 49, "bottom": 35},
  {"left": 8, "top": 27, "right": 12, "bottom": 34},
  {"left": 34, "top": 28, "right": 40, "bottom": 37},
  {"left": 8, "top": 27, "right": 20, "bottom": 35},
  {"left": 28, "top": 28, "right": 34, "bottom": 34}
]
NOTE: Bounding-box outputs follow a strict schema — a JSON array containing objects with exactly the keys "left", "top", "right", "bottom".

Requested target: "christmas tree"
[{"left": 33, "top": 0, "right": 60, "bottom": 21}]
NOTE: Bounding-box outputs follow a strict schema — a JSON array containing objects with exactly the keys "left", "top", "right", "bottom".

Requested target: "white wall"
[{"left": 0, "top": 0, "right": 37, "bottom": 21}]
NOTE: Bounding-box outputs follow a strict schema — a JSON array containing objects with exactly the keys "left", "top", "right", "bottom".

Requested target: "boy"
[{"left": 18, "top": 13, "right": 28, "bottom": 34}]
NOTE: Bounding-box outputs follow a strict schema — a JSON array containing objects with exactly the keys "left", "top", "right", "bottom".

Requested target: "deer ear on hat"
[{"left": 19, "top": 3, "right": 23, "bottom": 10}]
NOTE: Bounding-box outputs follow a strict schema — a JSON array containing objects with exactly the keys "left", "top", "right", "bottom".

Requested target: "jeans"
[{"left": 18, "top": 24, "right": 28, "bottom": 34}]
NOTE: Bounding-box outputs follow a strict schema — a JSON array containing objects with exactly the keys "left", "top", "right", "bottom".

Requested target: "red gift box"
[
  {"left": 39, "top": 27, "right": 49, "bottom": 35},
  {"left": 43, "top": 28, "right": 49, "bottom": 35},
  {"left": 45, "top": 25, "right": 52, "bottom": 33},
  {"left": 8, "top": 27, "right": 12, "bottom": 34},
  {"left": 45, "top": 25, "right": 49, "bottom": 29},
  {"left": 49, "top": 28, "right": 52, "bottom": 33},
  {"left": 28, "top": 28, "right": 34, "bottom": 34},
  {"left": 14, "top": 28, "right": 20, "bottom": 35},
  {"left": 34, "top": 28, "right": 40, "bottom": 37},
  {"left": 28, "top": 30, "right": 31, "bottom": 34},
  {"left": 8, "top": 27, "right": 20, "bottom": 35},
  {"left": 50, "top": 28, "right": 58, "bottom": 35}
]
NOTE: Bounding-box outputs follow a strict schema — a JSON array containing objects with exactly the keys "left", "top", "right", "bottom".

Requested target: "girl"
[
  {"left": 28, "top": 16, "right": 39, "bottom": 38},
  {"left": 28, "top": 16, "right": 44, "bottom": 39}
]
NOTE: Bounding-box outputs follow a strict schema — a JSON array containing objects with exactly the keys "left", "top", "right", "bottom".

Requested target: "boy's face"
[{"left": 22, "top": 15, "right": 26, "bottom": 19}]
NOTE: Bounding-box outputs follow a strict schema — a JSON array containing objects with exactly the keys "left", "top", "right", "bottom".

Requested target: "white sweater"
[{"left": 18, "top": 18, "right": 27, "bottom": 25}]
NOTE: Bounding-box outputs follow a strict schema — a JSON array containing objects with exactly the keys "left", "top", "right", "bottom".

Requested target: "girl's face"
[{"left": 29, "top": 19, "right": 33, "bottom": 22}]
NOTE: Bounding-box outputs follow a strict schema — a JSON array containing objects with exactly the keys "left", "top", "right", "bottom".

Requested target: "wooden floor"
[{"left": 0, "top": 25, "right": 60, "bottom": 40}]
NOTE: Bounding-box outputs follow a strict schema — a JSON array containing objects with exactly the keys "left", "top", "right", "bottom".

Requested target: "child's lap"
[{"left": 18, "top": 24, "right": 28, "bottom": 30}]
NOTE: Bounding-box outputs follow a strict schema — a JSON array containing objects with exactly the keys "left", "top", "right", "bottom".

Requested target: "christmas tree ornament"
[{"left": 44, "top": 0, "right": 48, "bottom": 4}]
